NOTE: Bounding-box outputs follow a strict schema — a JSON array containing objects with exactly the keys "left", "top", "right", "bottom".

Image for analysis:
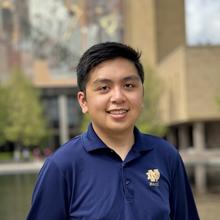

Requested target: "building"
[
  {"left": 123, "top": 0, "right": 220, "bottom": 193},
  {"left": 0, "top": 0, "right": 82, "bottom": 149},
  {"left": 1, "top": 0, "right": 220, "bottom": 193},
  {"left": 0, "top": 0, "right": 123, "bottom": 149},
  {"left": 30, "top": 0, "right": 124, "bottom": 148}
]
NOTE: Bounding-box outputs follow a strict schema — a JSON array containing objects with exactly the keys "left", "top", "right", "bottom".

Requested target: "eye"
[
  {"left": 124, "top": 83, "right": 135, "bottom": 89},
  {"left": 98, "top": 85, "right": 110, "bottom": 93}
]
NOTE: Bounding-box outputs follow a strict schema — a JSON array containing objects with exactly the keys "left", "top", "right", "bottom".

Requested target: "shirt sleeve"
[
  {"left": 169, "top": 153, "right": 200, "bottom": 220},
  {"left": 26, "top": 158, "right": 69, "bottom": 220}
]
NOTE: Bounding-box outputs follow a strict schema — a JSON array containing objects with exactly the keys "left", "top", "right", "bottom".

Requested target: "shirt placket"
[{"left": 121, "top": 162, "right": 134, "bottom": 202}]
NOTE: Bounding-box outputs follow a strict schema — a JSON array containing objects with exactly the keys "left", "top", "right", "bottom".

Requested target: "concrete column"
[
  {"left": 193, "top": 122, "right": 206, "bottom": 194},
  {"left": 58, "top": 95, "right": 69, "bottom": 144},
  {"left": 195, "top": 164, "right": 206, "bottom": 194},
  {"left": 178, "top": 125, "right": 189, "bottom": 149},
  {"left": 193, "top": 122, "right": 206, "bottom": 151}
]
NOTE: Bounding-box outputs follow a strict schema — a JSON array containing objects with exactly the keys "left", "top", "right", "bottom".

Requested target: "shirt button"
[{"left": 125, "top": 179, "right": 131, "bottom": 185}]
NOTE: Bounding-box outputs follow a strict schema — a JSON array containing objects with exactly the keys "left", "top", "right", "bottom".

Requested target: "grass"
[{"left": 0, "top": 152, "right": 13, "bottom": 161}]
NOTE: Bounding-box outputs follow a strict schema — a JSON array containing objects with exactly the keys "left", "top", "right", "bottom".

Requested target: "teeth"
[{"left": 108, "top": 109, "right": 127, "bottom": 114}]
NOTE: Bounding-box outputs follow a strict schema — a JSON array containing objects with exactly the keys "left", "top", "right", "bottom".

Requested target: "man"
[{"left": 26, "top": 42, "right": 199, "bottom": 219}]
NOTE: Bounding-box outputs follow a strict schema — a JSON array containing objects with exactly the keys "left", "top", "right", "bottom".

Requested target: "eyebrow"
[
  {"left": 92, "top": 75, "right": 141, "bottom": 85},
  {"left": 92, "top": 79, "right": 112, "bottom": 86},
  {"left": 123, "top": 75, "right": 141, "bottom": 82}
]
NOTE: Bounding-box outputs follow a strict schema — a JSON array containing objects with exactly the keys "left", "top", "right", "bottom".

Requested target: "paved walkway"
[
  {"left": 196, "top": 193, "right": 220, "bottom": 220},
  {"left": 0, "top": 160, "right": 44, "bottom": 175},
  {"left": 180, "top": 149, "right": 220, "bottom": 165}
]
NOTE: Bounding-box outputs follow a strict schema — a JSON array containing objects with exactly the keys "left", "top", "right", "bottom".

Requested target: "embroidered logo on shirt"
[{"left": 146, "top": 169, "right": 160, "bottom": 186}]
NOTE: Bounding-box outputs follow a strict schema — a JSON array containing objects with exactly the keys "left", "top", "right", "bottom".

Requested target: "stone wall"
[{"left": 186, "top": 46, "right": 220, "bottom": 121}]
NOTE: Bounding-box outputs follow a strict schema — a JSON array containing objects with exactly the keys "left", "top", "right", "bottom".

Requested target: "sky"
[
  {"left": 29, "top": 0, "right": 220, "bottom": 46},
  {"left": 185, "top": 0, "right": 220, "bottom": 45}
]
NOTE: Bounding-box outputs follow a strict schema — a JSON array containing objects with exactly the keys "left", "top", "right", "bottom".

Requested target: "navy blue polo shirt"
[{"left": 27, "top": 124, "right": 199, "bottom": 220}]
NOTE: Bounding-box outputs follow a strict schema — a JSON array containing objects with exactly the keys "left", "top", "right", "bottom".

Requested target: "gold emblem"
[{"left": 146, "top": 169, "right": 160, "bottom": 186}]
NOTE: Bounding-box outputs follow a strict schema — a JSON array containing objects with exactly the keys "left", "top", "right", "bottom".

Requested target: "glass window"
[{"left": 67, "top": 96, "right": 82, "bottom": 128}]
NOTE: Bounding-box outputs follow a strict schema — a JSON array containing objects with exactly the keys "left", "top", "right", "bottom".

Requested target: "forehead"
[{"left": 87, "top": 58, "right": 139, "bottom": 82}]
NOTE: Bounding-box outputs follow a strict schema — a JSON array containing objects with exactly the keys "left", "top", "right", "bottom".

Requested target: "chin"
[{"left": 107, "top": 123, "right": 134, "bottom": 133}]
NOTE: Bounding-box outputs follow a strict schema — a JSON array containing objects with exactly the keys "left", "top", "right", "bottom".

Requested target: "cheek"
[
  {"left": 87, "top": 95, "right": 108, "bottom": 111},
  {"left": 133, "top": 99, "right": 144, "bottom": 115},
  {"left": 131, "top": 93, "right": 144, "bottom": 107}
]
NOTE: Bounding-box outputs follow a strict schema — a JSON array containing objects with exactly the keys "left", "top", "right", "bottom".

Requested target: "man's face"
[{"left": 77, "top": 57, "right": 144, "bottom": 136}]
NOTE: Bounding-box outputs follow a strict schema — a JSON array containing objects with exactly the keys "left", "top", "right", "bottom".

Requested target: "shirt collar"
[
  {"left": 82, "top": 123, "right": 107, "bottom": 152},
  {"left": 82, "top": 123, "right": 154, "bottom": 153}
]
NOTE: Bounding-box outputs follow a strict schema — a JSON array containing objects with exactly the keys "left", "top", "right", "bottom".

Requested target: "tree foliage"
[
  {"left": 217, "top": 97, "right": 220, "bottom": 107},
  {"left": 0, "top": 86, "right": 8, "bottom": 145},
  {"left": 137, "top": 66, "right": 166, "bottom": 136},
  {"left": 2, "top": 70, "right": 49, "bottom": 148},
  {"left": 80, "top": 114, "right": 91, "bottom": 133}
]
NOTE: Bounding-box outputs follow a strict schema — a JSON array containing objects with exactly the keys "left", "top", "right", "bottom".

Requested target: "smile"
[{"left": 106, "top": 109, "right": 129, "bottom": 115}]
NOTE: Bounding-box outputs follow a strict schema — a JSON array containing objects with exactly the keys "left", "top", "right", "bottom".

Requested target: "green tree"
[
  {"left": 80, "top": 114, "right": 91, "bottom": 132},
  {"left": 0, "top": 85, "right": 8, "bottom": 145},
  {"left": 4, "top": 69, "right": 49, "bottom": 151},
  {"left": 137, "top": 67, "right": 166, "bottom": 136},
  {"left": 217, "top": 97, "right": 220, "bottom": 109}
]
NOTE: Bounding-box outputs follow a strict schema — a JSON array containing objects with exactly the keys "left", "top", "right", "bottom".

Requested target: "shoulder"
[
  {"left": 54, "top": 134, "right": 84, "bottom": 157},
  {"left": 45, "top": 134, "right": 86, "bottom": 173},
  {"left": 139, "top": 132, "right": 180, "bottom": 166},
  {"left": 142, "top": 133, "right": 177, "bottom": 154}
]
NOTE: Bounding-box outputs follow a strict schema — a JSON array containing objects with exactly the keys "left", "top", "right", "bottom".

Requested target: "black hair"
[{"left": 76, "top": 42, "right": 144, "bottom": 91}]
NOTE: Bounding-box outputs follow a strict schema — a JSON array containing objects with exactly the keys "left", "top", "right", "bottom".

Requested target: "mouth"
[{"left": 106, "top": 109, "right": 129, "bottom": 115}]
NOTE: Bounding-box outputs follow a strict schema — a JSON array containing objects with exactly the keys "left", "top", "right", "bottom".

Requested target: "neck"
[{"left": 92, "top": 124, "right": 135, "bottom": 161}]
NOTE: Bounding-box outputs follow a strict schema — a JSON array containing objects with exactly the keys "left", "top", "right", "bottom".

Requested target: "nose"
[{"left": 110, "top": 87, "right": 125, "bottom": 104}]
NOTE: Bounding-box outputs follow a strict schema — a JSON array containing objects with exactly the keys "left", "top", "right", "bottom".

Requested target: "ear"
[{"left": 77, "top": 91, "right": 88, "bottom": 114}]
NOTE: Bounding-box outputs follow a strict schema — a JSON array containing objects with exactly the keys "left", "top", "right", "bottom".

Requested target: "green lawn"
[{"left": 0, "top": 152, "right": 13, "bottom": 161}]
